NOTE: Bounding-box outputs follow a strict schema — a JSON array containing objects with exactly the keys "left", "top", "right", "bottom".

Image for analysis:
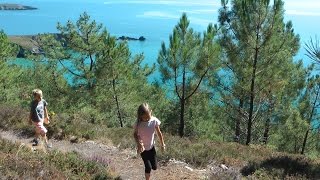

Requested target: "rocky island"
[
  {"left": 117, "top": 36, "right": 146, "bottom": 41},
  {"left": 0, "top": 3, "right": 37, "bottom": 10}
]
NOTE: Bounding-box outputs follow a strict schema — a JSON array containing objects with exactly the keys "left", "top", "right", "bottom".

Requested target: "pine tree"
[
  {"left": 277, "top": 109, "right": 309, "bottom": 153},
  {"left": 158, "top": 13, "right": 220, "bottom": 137},
  {"left": 95, "top": 33, "right": 154, "bottom": 127},
  {"left": 32, "top": 12, "right": 158, "bottom": 127},
  {"left": 38, "top": 12, "right": 106, "bottom": 90},
  {"left": 0, "top": 30, "right": 20, "bottom": 103},
  {"left": 300, "top": 75, "right": 320, "bottom": 154},
  {"left": 0, "top": 30, "right": 16, "bottom": 59},
  {"left": 300, "top": 37, "right": 320, "bottom": 154},
  {"left": 305, "top": 36, "right": 320, "bottom": 62},
  {"left": 218, "top": 0, "right": 300, "bottom": 144}
]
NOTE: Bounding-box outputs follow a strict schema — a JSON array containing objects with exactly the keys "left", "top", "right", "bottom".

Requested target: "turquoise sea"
[{"left": 1, "top": 0, "right": 320, "bottom": 71}]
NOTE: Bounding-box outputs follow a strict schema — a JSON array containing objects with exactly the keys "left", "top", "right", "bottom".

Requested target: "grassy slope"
[
  {"left": 0, "top": 139, "right": 119, "bottom": 179},
  {"left": 1, "top": 105, "right": 319, "bottom": 179}
]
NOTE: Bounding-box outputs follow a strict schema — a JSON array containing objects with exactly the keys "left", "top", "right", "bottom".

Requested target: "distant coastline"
[{"left": 0, "top": 3, "right": 37, "bottom": 10}]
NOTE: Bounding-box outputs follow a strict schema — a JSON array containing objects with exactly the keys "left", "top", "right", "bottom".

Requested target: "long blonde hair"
[{"left": 137, "top": 103, "right": 152, "bottom": 124}]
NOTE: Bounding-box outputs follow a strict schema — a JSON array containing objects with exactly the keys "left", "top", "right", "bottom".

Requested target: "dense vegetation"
[{"left": 1, "top": 0, "right": 320, "bottom": 178}]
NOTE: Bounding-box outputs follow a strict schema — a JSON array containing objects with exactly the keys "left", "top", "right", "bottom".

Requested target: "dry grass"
[
  {"left": 0, "top": 139, "right": 119, "bottom": 179},
  {"left": 241, "top": 155, "right": 320, "bottom": 179},
  {"left": 1, "top": 105, "right": 320, "bottom": 179}
]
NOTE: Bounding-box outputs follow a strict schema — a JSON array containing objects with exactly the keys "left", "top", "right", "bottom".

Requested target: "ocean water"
[{"left": 1, "top": 0, "right": 319, "bottom": 73}]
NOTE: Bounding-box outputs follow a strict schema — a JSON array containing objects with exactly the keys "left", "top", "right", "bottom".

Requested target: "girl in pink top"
[{"left": 133, "top": 103, "right": 165, "bottom": 180}]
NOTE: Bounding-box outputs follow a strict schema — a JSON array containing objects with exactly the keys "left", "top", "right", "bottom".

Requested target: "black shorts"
[{"left": 140, "top": 146, "right": 157, "bottom": 173}]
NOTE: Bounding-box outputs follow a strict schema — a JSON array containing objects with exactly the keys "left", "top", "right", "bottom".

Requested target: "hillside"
[{"left": 0, "top": 116, "right": 319, "bottom": 179}]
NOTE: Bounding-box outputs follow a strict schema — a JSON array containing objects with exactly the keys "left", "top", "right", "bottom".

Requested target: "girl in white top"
[
  {"left": 29, "top": 89, "right": 51, "bottom": 148},
  {"left": 133, "top": 103, "right": 165, "bottom": 180}
]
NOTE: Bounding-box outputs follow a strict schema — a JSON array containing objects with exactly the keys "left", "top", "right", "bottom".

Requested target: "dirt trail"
[{"left": 0, "top": 130, "right": 219, "bottom": 180}]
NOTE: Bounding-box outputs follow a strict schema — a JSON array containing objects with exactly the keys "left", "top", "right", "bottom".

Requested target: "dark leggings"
[{"left": 140, "top": 146, "right": 157, "bottom": 173}]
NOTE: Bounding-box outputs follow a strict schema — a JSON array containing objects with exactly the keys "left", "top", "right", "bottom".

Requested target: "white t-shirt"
[{"left": 134, "top": 116, "right": 161, "bottom": 151}]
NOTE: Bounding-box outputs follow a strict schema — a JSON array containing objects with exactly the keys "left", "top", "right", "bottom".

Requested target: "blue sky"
[
  {"left": 284, "top": 0, "right": 320, "bottom": 16},
  {"left": 103, "top": 0, "right": 320, "bottom": 16},
  {"left": 102, "top": 0, "right": 320, "bottom": 27}
]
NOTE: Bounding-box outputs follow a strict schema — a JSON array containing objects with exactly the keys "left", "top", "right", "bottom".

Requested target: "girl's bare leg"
[{"left": 145, "top": 173, "right": 150, "bottom": 180}]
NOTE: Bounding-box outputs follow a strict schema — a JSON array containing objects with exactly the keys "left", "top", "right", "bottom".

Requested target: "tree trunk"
[
  {"left": 263, "top": 118, "right": 270, "bottom": 144},
  {"left": 246, "top": 24, "right": 260, "bottom": 145},
  {"left": 246, "top": 51, "right": 258, "bottom": 145},
  {"left": 301, "top": 85, "right": 320, "bottom": 154},
  {"left": 179, "top": 68, "right": 186, "bottom": 137},
  {"left": 112, "top": 78, "right": 123, "bottom": 127},
  {"left": 263, "top": 98, "right": 273, "bottom": 145},
  {"left": 235, "top": 98, "right": 243, "bottom": 143},
  {"left": 301, "top": 129, "right": 309, "bottom": 154}
]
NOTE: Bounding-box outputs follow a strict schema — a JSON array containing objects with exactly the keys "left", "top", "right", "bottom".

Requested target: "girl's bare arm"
[
  {"left": 44, "top": 106, "right": 49, "bottom": 119},
  {"left": 133, "top": 128, "right": 141, "bottom": 145},
  {"left": 155, "top": 126, "right": 165, "bottom": 147}
]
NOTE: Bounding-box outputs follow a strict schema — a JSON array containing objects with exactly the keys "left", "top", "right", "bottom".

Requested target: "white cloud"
[
  {"left": 177, "top": 9, "right": 217, "bottom": 15},
  {"left": 136, "top": 11, "right": 213, "bottom": 27},
  {"left": 284, "top": 0, "right": 320, "bottom": 16},
  {"left": 284, "top": 0, "right": 320, "bottom": 10},
  {"left": 189, "top": 17, "right": 213, "bottom": 27},
  {"left": 104, "top": 0, "right": 219, "bottom": 6},
  {"left": 136, "top": 11, "right": 179, "bottom": 19},
  {"left": 286, "top": 10, "right": 320, "bottom": 17}
]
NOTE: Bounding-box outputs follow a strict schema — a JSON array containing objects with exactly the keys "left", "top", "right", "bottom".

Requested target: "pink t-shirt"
[{"left": 134, "top": 116, "right": 161, "bottom": 151}]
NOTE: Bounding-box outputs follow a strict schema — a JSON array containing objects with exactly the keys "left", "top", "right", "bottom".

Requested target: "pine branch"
[
  {"left": 58, "top": 59, "right": 84, "bottom": 78},
  {"left": 185, "top": 67, "right": 209, "bottom": 100}
]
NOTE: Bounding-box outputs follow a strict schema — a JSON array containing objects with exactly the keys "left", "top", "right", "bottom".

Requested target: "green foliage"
[
  {"left": 271, "top": 109, "right": 309, "bottom": 153},
  {"left": 38, "top": 12, "right": 107, "bottom": 89},
  {"left": 305, "top": 36, "right": 320, "bottom": 62},
  {"left": 158, "top": 13, "right": 220, "bottom": 136},
  {"left": 217, "top": 0, "right": 302, "bottom": 145},
  {"left": 0, "top": 30, "right": 17, "bottom": 59},
  {"left": 0, "top": 6, "right": 319, "bottom": 178},
  {"left": 0, "top": 30, "right": 21, "bottom": 104}
]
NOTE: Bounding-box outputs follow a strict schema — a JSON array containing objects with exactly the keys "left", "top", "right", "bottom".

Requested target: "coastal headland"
[{"left": 0, "top": 3, "right": 37, "bottom": 10}]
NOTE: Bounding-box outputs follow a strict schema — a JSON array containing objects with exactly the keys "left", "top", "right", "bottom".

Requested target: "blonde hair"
[
  {"left": 137, "top": 103, "right": 152, "bottom": 122},
  {"left": 32, "top": 89, "right": 43, "bottom": 99}
]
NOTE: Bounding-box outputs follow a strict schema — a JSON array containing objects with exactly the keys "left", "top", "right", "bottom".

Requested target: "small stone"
[
  {"left": 220, "top": 164, "right": 229, "bottom": 170},
  {"left": 70, "top": 136, "right": 78, "bottom": 143},
  {"left": 185, "top": 166, "right": 193, "bottom": 171}
]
